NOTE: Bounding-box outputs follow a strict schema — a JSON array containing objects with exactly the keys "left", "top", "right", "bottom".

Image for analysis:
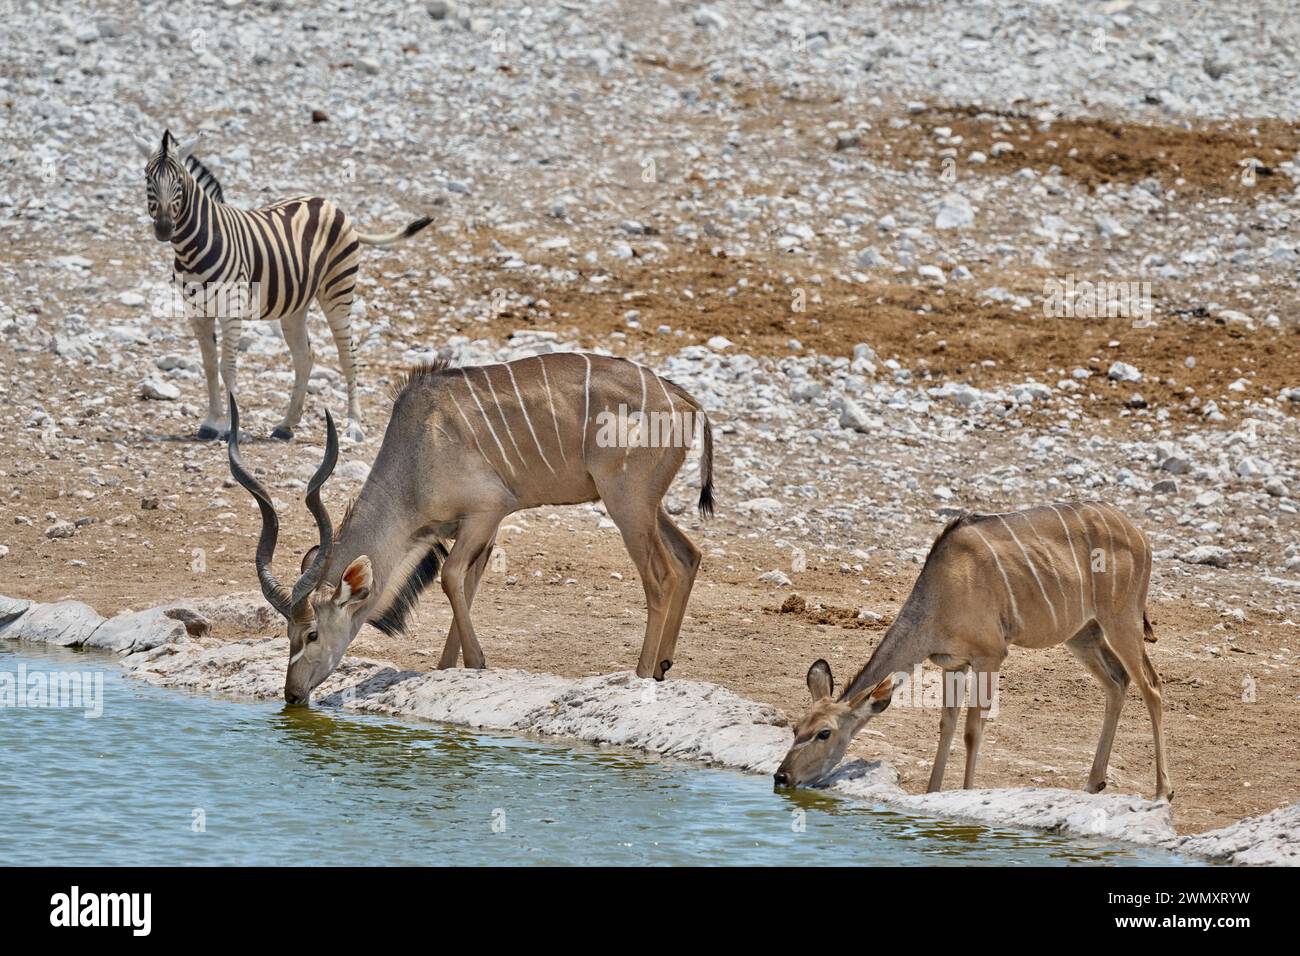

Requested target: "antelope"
[
  {"left": 226, "top": 353, "right": 715, "bottom": 704},
  {"left": 773, "top": 503, "right": 1173, "bottom": 803}
]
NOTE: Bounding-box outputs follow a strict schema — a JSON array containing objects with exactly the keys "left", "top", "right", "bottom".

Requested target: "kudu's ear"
[
  {"left": 848, "top": 672, "right": 904, "bottom": 717},
  {"left": 300, "top": 545, "right": 320, "bottom": 575},
  {"left": 806, "top": 659, "right": 834, "bottom": 701},
  {"left": 335, "top": 556, "right": 373, "bottom": 607}
]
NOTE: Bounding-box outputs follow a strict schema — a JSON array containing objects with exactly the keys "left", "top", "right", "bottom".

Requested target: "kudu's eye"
[
  {"left": 306, "top": 629, "right": 319, "bottom": 643},
  {"left": 816, "top": 729, "right": 832, "bottom": 741}
]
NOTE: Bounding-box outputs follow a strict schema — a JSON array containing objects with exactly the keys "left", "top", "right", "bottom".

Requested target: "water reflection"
[{"left": 0, "top": 644, "right": 1201, "bottom": 867}]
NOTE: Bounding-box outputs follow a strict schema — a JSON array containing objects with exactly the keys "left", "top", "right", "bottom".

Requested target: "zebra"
[{"left": 136, "top": 129, "right": 432, "bottom": 442}]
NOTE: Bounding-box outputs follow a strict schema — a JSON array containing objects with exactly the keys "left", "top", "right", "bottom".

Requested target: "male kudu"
[
  {"left": 774, "top": 503, "right": 1172, "bottom": 803},
  {"left": 228, "top": 353, "right": 714, "bottom": 704}
]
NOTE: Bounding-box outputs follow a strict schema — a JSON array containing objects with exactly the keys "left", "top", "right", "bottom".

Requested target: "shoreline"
[{"left": 3, "top": 593, "right": 1295, "bottom": 866}]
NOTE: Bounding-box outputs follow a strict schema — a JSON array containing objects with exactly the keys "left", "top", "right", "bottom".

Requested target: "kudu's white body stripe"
[
  {"left": 996, "top": 515, "right": 1058, "bottom": 630},
  {"left": 460, "top": 368, "right": 518, "bottom": 475},
  {"left": 446, "top": 390, "right": 495, "bottom": 474},
  {"left": 581, "top": 354, "right": 592, "bottom": 461},
  {"left": 970, "top": 524, "right": 1022, "bottom": 628},
  {"left": 623, "top": 364, "right": 650, "bottom": 470},
  {"left": 506, "top": 362, "right": 556, "bottom": 474},
  {"left": 1081, "top": 503, "right": 1119, "bottom": 598},
  {"left": 1024, "top": 515, "right": 1070, "bottom": 616},
  {"left": 1049, "top": 504, "right": 1089, "bottom": 620},
  {"left": 481, "top": 366, "right": 528, "bottom": 468},
  {"left": 536, "top": 355, "right": 568, "bottom": 463}
]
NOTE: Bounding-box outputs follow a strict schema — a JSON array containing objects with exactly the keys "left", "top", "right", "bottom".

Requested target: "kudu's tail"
[
  {"left": 697, "top": 409, "right": 715, "bottom": 519},
  {"left": 356, "top": 215, "right": 433, "bottom": 247},
  {"left": 1143, "top": 612, "right": 1156, "bottom": 643}
]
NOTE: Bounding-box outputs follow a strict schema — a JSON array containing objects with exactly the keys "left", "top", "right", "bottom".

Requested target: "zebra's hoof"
[
  {"left": 197, "top": 425, "right": 221, "bottom": 441},
  {"left": 270, "top": 426, "right": 293, "bottom": 442}
]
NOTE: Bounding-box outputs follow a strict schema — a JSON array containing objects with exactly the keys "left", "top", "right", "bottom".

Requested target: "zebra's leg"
[
  {"left": 217, "top": 315, "right": 243, "bottom": 441},
  {"left": 318, "top": 295, "right": 364, "bottom": 443},
  {"left": 189, "top": 313, "right": 224, "bottom": 439},
  {"left": 273, "top": 309, "right": 313, "bottom": 441}
]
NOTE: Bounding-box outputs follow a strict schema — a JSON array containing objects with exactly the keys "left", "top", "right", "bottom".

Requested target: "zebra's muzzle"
[{"left": 153, "top": 218, "right": 174, "bottom": 241}]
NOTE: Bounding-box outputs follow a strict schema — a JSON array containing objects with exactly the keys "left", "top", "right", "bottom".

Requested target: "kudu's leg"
[
  {"left": 437, "top": 538, "right": 493, "bottom": 670},
  {"left": 650, "top": 508, "right": 701, "bottom": 679},
  {"left": 189, "top": 314, "right": 224, "bottom": 439},
  {"left": 1102, "top": 619, "right": 1173, "bottom": 802},
  {"left": 440, "top": 512, "right": 507, "bottom": 670},
  {"left": 274, "top": 308, "right": 312, "bottom": 440},
  {"left": 1066, "top": 628, "right": 1130, "bottom": 794},
  {"left": 927, "top": 674, "right": 964, "bottom": 793},
  {"left": 600, "top": 493, "right": 677, "bottom": 680},
  {"left": 960, "top": 661, "right": 1004, "bottom": 788}
]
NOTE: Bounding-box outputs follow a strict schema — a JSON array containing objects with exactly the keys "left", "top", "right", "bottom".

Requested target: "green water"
[{"left": 0, "top": 644, "right": 1199, "bottom": 866}]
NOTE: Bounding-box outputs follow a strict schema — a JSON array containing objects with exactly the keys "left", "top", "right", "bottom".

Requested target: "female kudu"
[
  {"left": 228, "top": 353, "right": 714, "bottom": 704},
  {"left": 774, "top": 503, "right": 1173, "bottom": 803}
]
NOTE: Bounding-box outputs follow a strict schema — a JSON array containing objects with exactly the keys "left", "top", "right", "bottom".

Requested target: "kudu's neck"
[
  {"left": 325, "top": 490, "right": 417, "bottom": 607},
  {"left": 839, "top": 589, "right": 935, "bottom": 703}
]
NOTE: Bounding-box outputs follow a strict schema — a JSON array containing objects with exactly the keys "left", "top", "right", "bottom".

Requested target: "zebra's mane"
[
  {"left": 152, "top": 131, "right": 225, "bottom": 203},
  {"left": 182, "top": 153, "right": 225, "bottom": 204}
]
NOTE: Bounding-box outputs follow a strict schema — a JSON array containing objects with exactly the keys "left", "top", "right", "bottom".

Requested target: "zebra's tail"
[{"left": 356, "top": 215, "right": 433, "bottom": 247}]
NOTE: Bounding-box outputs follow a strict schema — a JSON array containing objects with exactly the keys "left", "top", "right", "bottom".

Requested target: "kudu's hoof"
[
  {"left": 1096, "top": 781, "right": 1106, "bottom": 792},
  {"left": 197, "top": 425, "right": 221, "bottom": 440},
  {"left": 270, "top": 426, "right": 293, "bottom": 441},
  {"left": 654, "top": 659, "right": 673, "bottom": 682}
]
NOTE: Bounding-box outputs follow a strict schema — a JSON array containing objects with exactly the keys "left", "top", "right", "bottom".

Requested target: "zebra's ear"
[
  {"left": 174, "top": 133, "right": 201, "bottom": 160},
  {"left": 134, "top": 135, "right": 155, "bottom": 159}
]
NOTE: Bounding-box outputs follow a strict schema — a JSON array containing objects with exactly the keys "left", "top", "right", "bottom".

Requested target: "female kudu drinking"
[
  {"left": 774, "top": 503, "right": 1173, "bottom": 803},
  {"left": 227, "top": 354, "right": 714, "bottom": 704}
]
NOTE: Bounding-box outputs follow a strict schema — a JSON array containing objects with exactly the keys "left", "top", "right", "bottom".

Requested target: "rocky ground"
[{"left": 1, "top": 0, "right": 1298, "bottom": 837}]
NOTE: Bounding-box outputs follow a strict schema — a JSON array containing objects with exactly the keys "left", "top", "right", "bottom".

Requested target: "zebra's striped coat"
[{"left": 142, "top": 130, "right": 431, "bottom": 441}]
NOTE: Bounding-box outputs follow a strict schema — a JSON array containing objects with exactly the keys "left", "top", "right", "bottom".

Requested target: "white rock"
[
  {"left": 934, "top": 193, "right": 975, "bottom": 229},
  {"left": 140, "top": 377, "right": 181, "bottom": 401},
  {"left": 44, "top": 520, "right": 76, "bottom": 540},
  {"left": 1107, "top": 362, "right": 1142, "bottom": 383},
  {"left": 1179, "top": 545, "right": 1231, "bottom": 568}
]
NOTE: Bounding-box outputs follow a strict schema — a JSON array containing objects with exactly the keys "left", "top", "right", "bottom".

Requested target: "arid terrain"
[{"left": 2, "top": 0, "right": 1298, "bottom": 837}]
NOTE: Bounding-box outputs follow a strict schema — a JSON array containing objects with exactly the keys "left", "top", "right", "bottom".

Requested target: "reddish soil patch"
[
  {"left": 899, "top": 108, "right": 1299, "bottom": 199},
  {"left": 448, "top": 236, "right": 1300, "bottom": 427}
]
